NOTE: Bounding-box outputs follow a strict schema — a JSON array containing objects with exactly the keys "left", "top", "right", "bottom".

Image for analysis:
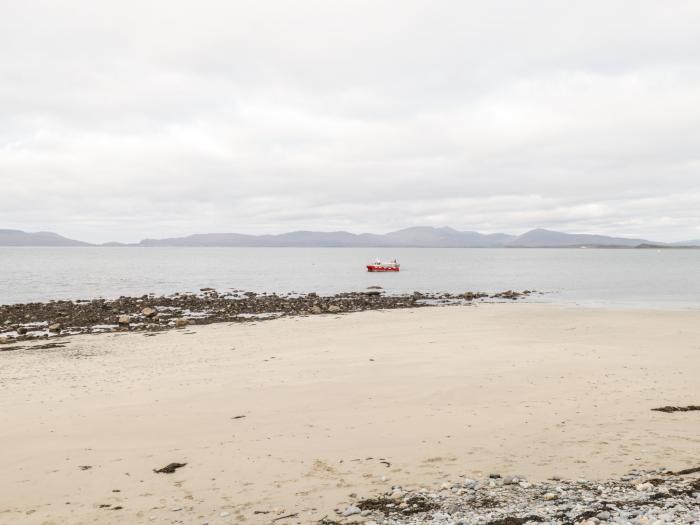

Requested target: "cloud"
[{"left": 1, "top": 0, "right": 700, "bottom": 242}]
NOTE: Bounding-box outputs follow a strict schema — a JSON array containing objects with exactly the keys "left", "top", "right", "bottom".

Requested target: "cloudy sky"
[{"left": 2, "top": 1, "right": 700, "bottom": 243}]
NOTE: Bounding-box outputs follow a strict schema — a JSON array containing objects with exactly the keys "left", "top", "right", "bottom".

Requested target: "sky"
[{"left": 1, "top": 1, "right": 700, "bottom": 243}]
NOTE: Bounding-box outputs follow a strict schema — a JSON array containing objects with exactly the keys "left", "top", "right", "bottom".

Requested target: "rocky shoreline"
[
  {"left": 0, "top": 288, "right": 536, "bottom": 345},
  {"left": 334, "top": 469, "right": 700, "bottom": 525}
]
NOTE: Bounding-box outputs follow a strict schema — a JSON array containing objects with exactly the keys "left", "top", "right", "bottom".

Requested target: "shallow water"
[{"left": 1, "top": 247, "right": 699, "bottom": 308}]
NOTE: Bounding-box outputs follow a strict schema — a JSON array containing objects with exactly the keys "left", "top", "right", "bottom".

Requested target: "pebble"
[
  {"left": 340, "top": 470, "right": 700, "bottom": 525},
  {"left": 342, "top": 505, "right": 361, "bottom": 516}
]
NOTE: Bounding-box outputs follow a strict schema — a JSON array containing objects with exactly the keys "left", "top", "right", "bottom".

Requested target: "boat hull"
[{"left": 367, "top": 265, "right": 400, "bottom": 272}]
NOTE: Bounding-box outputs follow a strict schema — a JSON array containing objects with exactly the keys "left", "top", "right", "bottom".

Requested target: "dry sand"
[{"left": 1, "top": 303, "right": 699, "bottom": 525}]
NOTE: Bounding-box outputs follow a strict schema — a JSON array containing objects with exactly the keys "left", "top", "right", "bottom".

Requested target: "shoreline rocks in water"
[
  {"left": 338, "top": 469, "right": 700, "bottom": 525},
  {"left": 0, "top": 288, "right": 536, "bottom": 344}
]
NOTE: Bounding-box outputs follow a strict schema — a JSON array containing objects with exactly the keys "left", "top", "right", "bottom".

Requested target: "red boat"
[{"left": 367, "top": 259, "right": 400, "bottom": 272}]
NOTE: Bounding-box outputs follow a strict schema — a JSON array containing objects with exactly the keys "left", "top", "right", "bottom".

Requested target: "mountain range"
[{"left": 2, "top": 227, "right": 699, "bottom": 248}]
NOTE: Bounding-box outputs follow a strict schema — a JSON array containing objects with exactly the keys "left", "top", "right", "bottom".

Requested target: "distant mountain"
[
  {"left": 381, "top": 227, "right": 515, "bottom": 247},
  {"left": 138, "top": 227, "right": 518, "bottom": 247},
  {"left": 670, "top": 239, "right": 700, "bottom": 247},
  {"left": 3, "top": 226, "right": 698, "bottom": 248},
  {"left": 0, "top": 229, "right": 92, "bottom": 246},
  {"left": 506, "top": 228, "right": 652, "bottom": 248}
]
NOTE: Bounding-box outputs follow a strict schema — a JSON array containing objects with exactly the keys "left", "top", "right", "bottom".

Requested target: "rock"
[
  {"left": 16, "top": 326, "right": 27, "bottom": 335},
  {"left": 142, "top": 307, "right": 157, "bottom": 318},
  {"left": 310, "top": 305, "right": 323, "bottom": 315},
  {"left": 596, "top": 511, "right": 611, "bottom": 520},
  {"left": 48, "top": 323, "right": 62, "bottom": 333},
  {"left": 342, "top": 505, "right": 361, "bottom": 517},
  {"left": 502, "top": 476, "right": 514, "bottom": 485},
  {"left": 174, "top": 318, "right": 189, "bottom": 328},
  {"left": 543, "top": 492, "right": 557, "bottom": 500},
  {"left": 328, "top": 305, "right": 341, "bottom": 313},
  {"left": 489, "top": 473, "right": 501, "bottom": 479},
  {"left": 0, "top": 336, "right": 9, "bottom": 344},
  {"left": 118, "top": 315, "right": 130, "bottom": 326}
]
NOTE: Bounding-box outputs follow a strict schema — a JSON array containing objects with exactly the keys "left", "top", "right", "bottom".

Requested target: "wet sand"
[{"left": 1, "top": 303, "right": 699, "bottom": 525}]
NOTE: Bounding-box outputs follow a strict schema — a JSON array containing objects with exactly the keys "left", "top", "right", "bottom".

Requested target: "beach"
[{"left": 1, "top": 303, "right": 699, "bottom": 525}]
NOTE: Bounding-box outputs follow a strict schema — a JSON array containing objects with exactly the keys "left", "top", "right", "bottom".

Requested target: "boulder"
[
  {"left": 118, "top": 315, "right": 130, "bottom": 326},
  {"left": 48, "top": 323, "right": 62, "bottom": 333},
  {"left": 142, "top": 307, "right": 157, "bottom": 318},
  {"left": 328, "top": 305, "right": 341, "bottom": 313},
  {"left": 174, "top": 318, "right": 189, "bottom": 328},
  {"left": 310, "top": 305, "right": 323, "bottom": 314},
  {"left": 0, "top": 336, "right": 9, "bottom": 344},
  {"left": 16, "top": 326, "right": 28, "bottom": 335}
]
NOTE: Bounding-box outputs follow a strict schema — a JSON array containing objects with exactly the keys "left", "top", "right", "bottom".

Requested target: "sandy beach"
[{"left": 1, "top": 303, "right": 699, "bottom": 525}]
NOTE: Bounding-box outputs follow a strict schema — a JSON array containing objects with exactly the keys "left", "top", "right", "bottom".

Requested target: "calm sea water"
[{"left": 1, "top": 247, "right": 699, "bottom": 308}]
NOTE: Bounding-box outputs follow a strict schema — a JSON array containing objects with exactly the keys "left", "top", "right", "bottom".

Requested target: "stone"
[
  {"left": 390, "top": 489, "right": 403, "bottom": 500},
  {"left": 142, "top": 307, "right": 157, "bottom": 318},
  {"left": 174, "top": 318, "right": 189, "bottom": 328},
  {"left": 310, "top": 305, "right": 323, "bottom": 314},
  {"left": 0, "top": 336, "right": 9, "bottom": 344},
  {"left": 342, "top": 506, "right": 361, "bottom": 517},
  {"left": 596, "top": 511, "right": 611, "bottom": 520},
  {"left": 543, "top": 492, "right": 557, "bottom": 500},
  {"left": 328, "top": 305, "right": 341, "bottom": 313},
  {"left": 118, "top": 315, "right": 130, "bottom": 326},
  {"left": 16, "top": 326, "right": 27, "bottom": 335},
  {"left": 488, "top": 473, "right": 501, "bottom": 479},
  {"left": 49, "top": 323, "right": 62, "bottom": 332}
]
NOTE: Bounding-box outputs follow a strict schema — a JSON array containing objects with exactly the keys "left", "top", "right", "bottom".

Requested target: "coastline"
[
  {"left": 0, "top": 289, "right": 532, "bottom": 344},
  {"left": 1, "top": 303, "right": 699, "bottom": 524}
]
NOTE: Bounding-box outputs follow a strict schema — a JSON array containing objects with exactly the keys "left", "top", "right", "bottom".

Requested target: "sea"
[{"left": 1, "top": 247, "right": 699, "bottom": 308}]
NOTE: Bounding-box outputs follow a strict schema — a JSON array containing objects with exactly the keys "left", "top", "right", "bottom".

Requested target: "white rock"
[{"left": 342, "top": 505, "right": 361, "bottom": 517}]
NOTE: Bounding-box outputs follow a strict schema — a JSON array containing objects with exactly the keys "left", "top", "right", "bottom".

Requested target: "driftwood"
[{"left": 272, "top": 513, "right": 299, "bottom": 522}]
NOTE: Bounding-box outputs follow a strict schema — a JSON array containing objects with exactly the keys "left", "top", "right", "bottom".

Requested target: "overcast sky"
[{"left": 1, "top": 1, "right": 700, "bottom": 243}]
